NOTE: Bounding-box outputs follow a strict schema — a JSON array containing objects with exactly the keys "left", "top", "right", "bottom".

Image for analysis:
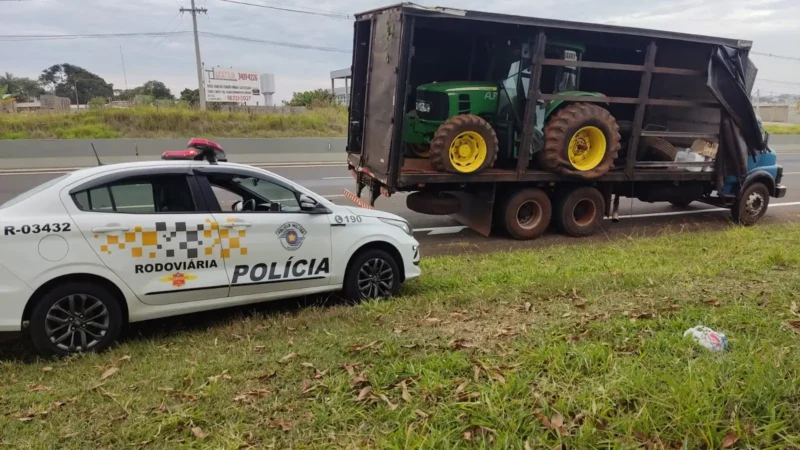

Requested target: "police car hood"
[{"left": 344, "top": 206, "right": 406, "bottom": 222}]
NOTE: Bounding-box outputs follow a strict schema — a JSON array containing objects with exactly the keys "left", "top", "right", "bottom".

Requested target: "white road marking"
[
  {"left": 323, "top": 176, "right": 353, "bottom": 180},
  {"left": 413, "top": 201, "right": 800, "bottom": 236}
]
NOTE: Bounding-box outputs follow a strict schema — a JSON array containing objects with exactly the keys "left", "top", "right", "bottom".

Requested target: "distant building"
[{"left": 330, "top": 67, "right": 351, "bottom": 106}]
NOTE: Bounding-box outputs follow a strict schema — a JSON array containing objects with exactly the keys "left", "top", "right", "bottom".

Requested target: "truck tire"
[
  {"left": 406, "top": 192, "right": 461, "bottom": 216},
  {"left": 642, "top": 136, "right": 678, "bottom": 161},
  {"left": 732, "top": 182, "right": 770, "bottom": 226},
  {"left": 501, "top": 188, "right": 552, "bottom": 240},
  {"left": 538, "top": 103, "right": 621, "bottom": 179},
  {"left": 429, "top": 114, "right": 498, "bottom": 174},
  {"left": 555, "top": 187, "right": 605, "bottom": 237}
]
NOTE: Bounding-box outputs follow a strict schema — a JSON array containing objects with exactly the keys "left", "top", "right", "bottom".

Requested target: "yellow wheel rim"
[
  {"left": 568, "top": 126, "right": 607, "bottom": 171},
  {"left": 448, "top": 131, "right": 487, "bottom": 173}
]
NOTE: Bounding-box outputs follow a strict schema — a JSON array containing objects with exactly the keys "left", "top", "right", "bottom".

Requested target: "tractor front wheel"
[
  {"left": 538, "top": 103, "right": 621, "bottom": 179},
  {"left": 429, "top": 115, "right": 498, "bottom": 174}
]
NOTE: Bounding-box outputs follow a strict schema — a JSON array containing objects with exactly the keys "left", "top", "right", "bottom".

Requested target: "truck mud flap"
[{"left": 450, "top": 186, "right": 496, "bottom": 237}]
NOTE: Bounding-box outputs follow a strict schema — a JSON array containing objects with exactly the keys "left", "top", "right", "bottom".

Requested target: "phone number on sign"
[{"left": 225, "top": 95, "right": 252, "bottom": 102}]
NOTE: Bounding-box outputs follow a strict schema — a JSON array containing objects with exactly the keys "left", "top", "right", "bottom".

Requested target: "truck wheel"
[
  {"left": 555, "top": 187, "right": 605, "bottom": 237},
  {"left": 29, "top": 283, "right": 123, "bottom": 357},
  {"left": 732, "top": 182, "right": 770, "bottom": 226},
  {"left": 501, "top": 188, "right": 552, "bottom": 240},
  {"left": 406, "top": 192, "right": 461, "bottom": 215},
  {"left": 538, "top": 103, "right": 621, "bottom": 179},
  {"left": 429, "top": 114, "right": 498, "bottom": 174}
]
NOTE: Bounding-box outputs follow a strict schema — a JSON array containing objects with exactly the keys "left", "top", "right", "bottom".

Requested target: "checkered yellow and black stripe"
[{"left": 96, "top": 218, "right": 247, "bottom": 259}]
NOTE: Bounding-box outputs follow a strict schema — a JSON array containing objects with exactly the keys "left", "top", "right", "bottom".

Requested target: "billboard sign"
[{"left": 204, "top": 67, "right": 262, "bottom": 105}]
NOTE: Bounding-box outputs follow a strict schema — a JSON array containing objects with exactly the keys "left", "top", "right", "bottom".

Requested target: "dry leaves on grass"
[
  {"left": 191, "top": 427, "right": 207, "bottom": 439},
  {"left": 279, "top": 352, "right": 297, "bottom": 363},
  {"left": 257, "top": 371, "right": 277, "bottom": 383},
  {"left": 535, "top": 412, "right": 569, "bottom": 436},
  {"left": 449, "top": 339, "right": 476, "bottom": 350},
  {"left": 463, "top": 426, "right": 496, "bottom": 443},
  {"left": 722, "top": 431, "right": 740, "bottom": 448},
  {"left": 269, "top": 420, "right": 292, "bottom": 432},
  {"left": 41, "top": 367, "right": 53, "bottom": 373},
  {"left": 341, "top": 362, "right": 363, "bottom": 376},
  {"left": 100, "top": 367, "right": 119, "bottom": 380},
  {"left": 348, "top": 341, "right": 382, "bottom": 354},
  {"left": 233, "top": 389, "right": 273, "bottom": 402},
  {"left": 356, "top": 386, "right": 372, "bottom": 402},
  {"left": 207, "top": 370, "right": 231, "bottom": 384},
  {"left": 27, "top": 384, "right": 51, "bottom": 392},
  {"left": 787, "top": 321, "right": 800, "bottom": 334},
  {"left": 400, "top": 381, "right": 412, "bottom": 403},
  {"left": 377, "top": 394, "right": 398, "bottom": 411}
]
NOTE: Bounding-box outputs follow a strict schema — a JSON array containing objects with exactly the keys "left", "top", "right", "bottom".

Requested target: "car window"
[
  {"left": 205, "top": 172, "right": 300, "bottom": 213},
  {"left": 73, "top": 175, "right": 195, "bottom": 213}
]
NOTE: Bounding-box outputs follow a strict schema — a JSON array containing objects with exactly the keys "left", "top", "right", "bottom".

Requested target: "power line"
[
  {"left": 758, "top": 78, "right": 800, "bottom": 87},
  {"left": 218, "top": 0, "right": 350, "bottom": 19},
  {"left": 201, "top": 31, "right": 349, "bottom": 53},
  {"left": 0, "top": 31, "right": 189, "bottom": 41},
  {"left": 751, "top": 51, "right": 800, "bottom": 62}
]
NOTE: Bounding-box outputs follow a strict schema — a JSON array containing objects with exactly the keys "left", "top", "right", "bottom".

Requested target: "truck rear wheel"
[
  {"left": 555, "top": 187, "right": 605, "bottom": 237},
  {"left": 538, "top": 103, "right": 621, "bottom": 179},
  {"left": 501, "top": 188, "right": 552, "bottom": 240},
  {"left": 732, "top": 182, "right": 770, "bottom": 226},
  {"left": 429, "top": 114, "right": 498, "bottom": 174}
]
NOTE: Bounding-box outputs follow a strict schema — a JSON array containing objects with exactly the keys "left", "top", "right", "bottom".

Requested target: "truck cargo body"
[{"left": 346, "top": 3, "right": 785, "bottom": 238}]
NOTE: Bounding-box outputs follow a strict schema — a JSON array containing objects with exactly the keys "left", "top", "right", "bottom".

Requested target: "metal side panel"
[{"left": 361, "top": 9, "right": 403, "bottom": 180}]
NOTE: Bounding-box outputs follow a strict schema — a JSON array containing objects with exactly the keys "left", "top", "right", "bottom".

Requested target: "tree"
[
  {"left": 139, "top": 80, "right": 174, "bottom": 100},
  {"left": 180, "top": 88, "right": 199, "bottom": 105},
  {"left": 0, "top": 86, "right": 15, "bottom": 104},
  {"left": 283, "top": 89, "right": 336, "bottom": 107},
  {"left": 39, "top": 64, "right": 113, "bottom": 105},
  {"left": 0, "top": 73, "right": 45, "bottom": 102}
]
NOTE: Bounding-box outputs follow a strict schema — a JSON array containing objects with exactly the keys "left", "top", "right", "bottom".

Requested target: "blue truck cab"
[{"left": 719, "top": 123, "right": 787, "bottom": 224}]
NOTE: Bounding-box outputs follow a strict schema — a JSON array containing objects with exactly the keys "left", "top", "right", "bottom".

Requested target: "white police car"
[{"left": 0, "top": 142, "right": 420, "bottom": 355}]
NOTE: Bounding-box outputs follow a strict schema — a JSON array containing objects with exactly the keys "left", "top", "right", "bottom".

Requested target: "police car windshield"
[{"left": 0, "top": 174, "right": 69, "bottom": 210}]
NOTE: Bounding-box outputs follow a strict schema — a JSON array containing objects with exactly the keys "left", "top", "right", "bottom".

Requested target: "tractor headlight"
[
  {"left": 380, "top": 217, "right": 413, "bottom": 236},
  {"left": 416, "top": 101, "right": 431, "bottom": 113}
]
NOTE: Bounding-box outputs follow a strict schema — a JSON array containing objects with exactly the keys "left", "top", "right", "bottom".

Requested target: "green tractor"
[{"left": 403, "top": 43, "right": 621, "bottom": 178}]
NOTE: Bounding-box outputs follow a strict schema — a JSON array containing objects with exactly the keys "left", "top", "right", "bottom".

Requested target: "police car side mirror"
[{"left": 299, "top": 194, "right": 322, "bottom": 213}]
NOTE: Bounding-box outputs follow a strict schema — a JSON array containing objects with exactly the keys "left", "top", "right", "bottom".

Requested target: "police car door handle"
[
  {"left": 91, "top": 225, "right": 131, "bottom": 233},
  {"left": 221, "top": 222, "right": 252, "bottom": 228}
]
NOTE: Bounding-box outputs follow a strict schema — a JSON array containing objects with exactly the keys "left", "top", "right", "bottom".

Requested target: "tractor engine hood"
[{"left": 417, "top": 81, "right": 498, "bottom": 94}]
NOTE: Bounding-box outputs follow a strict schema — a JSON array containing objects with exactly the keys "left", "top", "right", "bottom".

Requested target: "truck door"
[{"left": 361, "top": 9, "right": 404, "bottom": 178}]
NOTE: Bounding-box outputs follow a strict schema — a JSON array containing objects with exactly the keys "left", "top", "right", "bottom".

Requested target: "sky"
[{"left": 2, "top": 0, "right": 799, "bottom": 103}]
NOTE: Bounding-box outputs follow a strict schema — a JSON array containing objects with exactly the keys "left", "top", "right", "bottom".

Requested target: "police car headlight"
[
  {"left": 380, "top": 217, "right": 412, "bottom": 236},
  {"left": 416, "top": 101, "right": 431, "bottom": 113}
]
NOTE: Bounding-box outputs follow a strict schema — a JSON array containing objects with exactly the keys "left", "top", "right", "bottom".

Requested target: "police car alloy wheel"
[
  {"left": 344, "top": 249, "right": 401, "bottom": 300},
  {"left": 30, "top": 283, "right": 123, "bottom": 356}
]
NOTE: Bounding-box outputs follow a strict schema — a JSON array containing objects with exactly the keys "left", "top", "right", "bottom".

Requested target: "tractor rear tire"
[
  {"left": 430, "top": 115, "right": 498, "bottom": 174},
  {"left": 538, "top": 103, "right": 621, "bottom": 179},
  {"left": 501, "top": 188, "right": 552, "bottom": 240},
  {"left": 554, "top": 187, "right": 605, "bottom": 237},
  {"left": 406, "top": 192, "right": 461, "bottom": 216}
]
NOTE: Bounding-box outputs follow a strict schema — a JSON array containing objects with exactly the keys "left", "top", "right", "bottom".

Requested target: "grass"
[
  {"left": 2, "top": 224, "right": 800, "bottom": 449},
  {"left": 0, "top": 107, "right": 348, "bottom": 140},
  {"left": 765, "top": 123, "right": 800, "bottom": 135}
]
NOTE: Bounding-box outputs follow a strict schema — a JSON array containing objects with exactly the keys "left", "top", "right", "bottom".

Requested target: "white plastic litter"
[
  {"left": 683, "top": 326, "right": 729, "bottom": 352},
  {"left": 674, "top": 148, "right": 707, "bottom": 172}
]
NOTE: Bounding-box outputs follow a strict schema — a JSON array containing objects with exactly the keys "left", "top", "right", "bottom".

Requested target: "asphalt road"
[{"left": 2, "top": 153, "right": 800, "bottom": 254}]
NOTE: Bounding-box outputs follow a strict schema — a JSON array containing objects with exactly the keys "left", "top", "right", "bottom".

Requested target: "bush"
[{"left": 88, "top": 97, "right": 107, "bottom": 109}]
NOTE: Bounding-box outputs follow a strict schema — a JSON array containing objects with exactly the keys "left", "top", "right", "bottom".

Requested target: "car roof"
[{"left": 67, "top": 160, "right": 270, "bottom": 181}]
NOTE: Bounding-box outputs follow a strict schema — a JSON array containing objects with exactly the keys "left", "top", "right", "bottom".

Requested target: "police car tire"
[
  {"left": 343, "top": 249, "right": 401, "bottom": 301},
  {"left": 30, "top": 283, "right": 123, "bottom": 357}
]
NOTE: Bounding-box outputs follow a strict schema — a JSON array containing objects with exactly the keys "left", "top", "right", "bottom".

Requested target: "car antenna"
[{"left": 91, "top": 142, "right": 103, "bottom": 166}]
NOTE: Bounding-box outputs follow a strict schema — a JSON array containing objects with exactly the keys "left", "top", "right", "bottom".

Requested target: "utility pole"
[{"left": 181, "top": 0, "right": 208, "bottom": 110}]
